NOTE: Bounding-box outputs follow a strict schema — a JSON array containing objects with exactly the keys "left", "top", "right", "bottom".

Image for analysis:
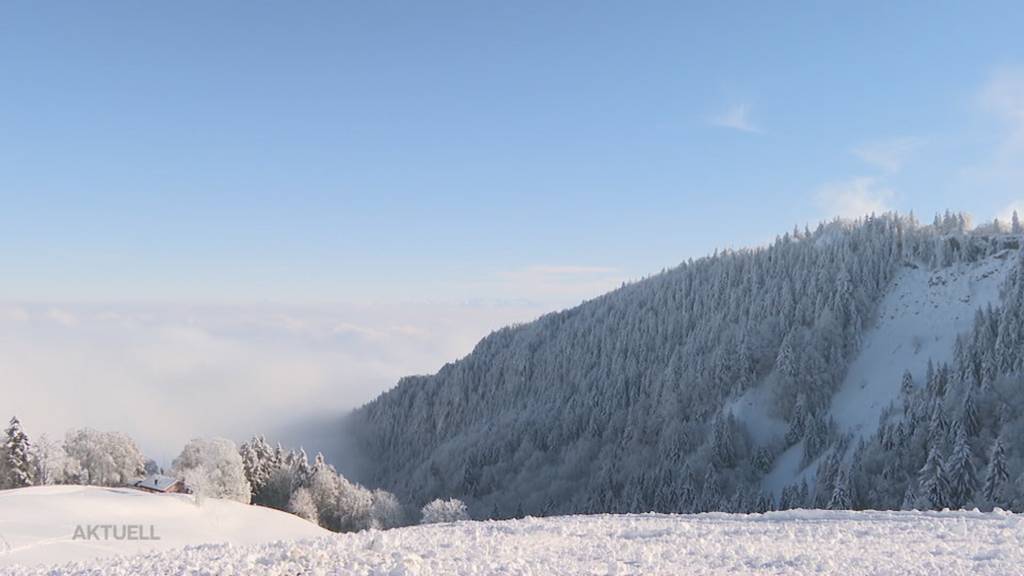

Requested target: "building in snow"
[{"left": 133, "top": 474, "right": 188, "bottom": 494}]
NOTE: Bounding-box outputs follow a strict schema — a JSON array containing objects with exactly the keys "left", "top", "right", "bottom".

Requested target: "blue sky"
[
  {"left": 3, "top": 2, "right": 1024, "bottom": 303},
  {"left": 2, "top": 2, "right": 1024, "bottom": 456}
]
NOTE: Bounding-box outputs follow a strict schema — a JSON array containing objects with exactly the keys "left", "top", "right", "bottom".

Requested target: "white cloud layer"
[
  {"left": 0, "top": 264, "right": 627, "bottom": 465},
  {"left": 0, "top": 301, "right": 555, "bottom": 463},
  {"left": 816, "top": 177, "right": 895, "bottom": 220}
]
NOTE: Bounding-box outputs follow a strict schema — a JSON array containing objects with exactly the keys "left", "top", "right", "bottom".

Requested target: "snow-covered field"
[
  {"left": 4, "top": 507, "right": 1024, "bottom": 575},
  {"left": 0, "top": 485, "right": 328, "bottom": 568}
]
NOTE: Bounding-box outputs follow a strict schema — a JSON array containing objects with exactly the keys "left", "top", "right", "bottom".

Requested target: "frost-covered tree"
[
  {"left": 3, "top": 416, "right": 33, "bottom": 488},
  {"left": 31, "top": 433, "right": 78, "bottom": 485},
  {"left": 64, "top": 428, "right": 145, "bottom": 486},
  {"left": 293, "top": 448, "right": 312, "bottom": 491},
  {"left": 239, "top": 435, "right": 273, "bottom": 498},
  {"left": 296, "top": 459, "right": 393, "bottom": 532},
  {"left": 420, "top": 498, "right": 469, "bottom": 524},
  {"left": 335, "top": 474, "right": 374, "bottom": 531},
  {"left": 173, "top": 437, "right": 251, "bottom": 504},
  {"left": 370, "top": 489, "right": 404, "bottom": 529},
  {"left": 288, "top": 486, "right": 319, "bottom": 523}
]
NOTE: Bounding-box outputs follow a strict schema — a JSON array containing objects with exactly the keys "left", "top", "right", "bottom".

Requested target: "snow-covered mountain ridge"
[
  {"left": 350, "top": 213, "right": 1024, "bottom": 518},
  {"left": 6, "top": 510, "right": 1023, "bottom": 576}
]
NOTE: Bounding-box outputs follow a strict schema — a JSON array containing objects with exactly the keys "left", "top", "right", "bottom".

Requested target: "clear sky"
[
  {"left": 2, "top": 2, "right": 1024, "bottom": 458},
  {"left": 2, "top": 1, "right": 1023, "bottom": 303}
]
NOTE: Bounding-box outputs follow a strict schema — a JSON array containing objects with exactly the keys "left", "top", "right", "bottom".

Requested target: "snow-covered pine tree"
[
  {"left": 712, "top": 415, "right": 737, "bottom": 469},
  {"left": 785, "top": 394, "right": 807, "bottom": 445},
  {"left": 239, "top": 437, "right": 262, "bottom": 497},
  {"left": 675, "top": 466, "right": 697, "bottom": 513},
  {"left": 700, "top": 467, "right": 721, "bottom": 513},
  {"left": 778, "top": 485, "right": 796, "bottom": 510},
  {"left": 828, "top": 469, "right": 851, "bottom": 510},
  {"left": 982, "top": 437, "right": 1009, "bottom": 507},
  {"left": 313, "top": 452, "right": 327, "bottom": 476},
  {"left": 918, "top": 444, "right": 950, "bottom": 510},
  {"left": 292, "top": 448, "right": 311, "bottom": 491},
  {"left": 960, "top": 392, "right": 980, "bottom": 438},
  {"left": 4, "top": 416, "right": 34, "bottom": 488},
  {"left": 946, "top": 427, "right": 978, "bottom": 509},
  {"left": 900, "top": 481, "right": 919, "bottom": 511},
  {"left": 900, "top": 371, "right": 916, "bottom": 415}
]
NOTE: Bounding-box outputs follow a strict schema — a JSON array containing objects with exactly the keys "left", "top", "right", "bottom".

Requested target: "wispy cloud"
[
  {"left": 979, "top": 67, "right": 1024, "bottom": 137},
  {"left": 961, "top": 68, "right": 1024, "bottom": 218},
  {"left": 816, "top": 177, "right": 895, "bottom": 220},
  {"left": 709, "top": 104, "right": 762, "bottom": 133},
  {"left": 852, "top": 137, "right": 924, "bottom": 172}
]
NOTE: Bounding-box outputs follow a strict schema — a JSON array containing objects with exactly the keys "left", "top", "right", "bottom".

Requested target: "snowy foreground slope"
[
  {"left": 6, "top": 510, "right": 1024, "bottom": 575},
  {"left": 0, "top": 486, "right": 328, "bottom": 568}
]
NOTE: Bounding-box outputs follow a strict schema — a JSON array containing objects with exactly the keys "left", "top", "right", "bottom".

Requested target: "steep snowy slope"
[
  {"left": 762, "top": 249, "right": 1019, "bottom": 494},
  {"left": 830, "top": 250, "right": 1017, "bottom": 439},
  {"left": 0, "top": 485, "right": 328, "bottom": 568},
  {"left": 6, "top": 511, "right": 1024, "bottom": 575}
]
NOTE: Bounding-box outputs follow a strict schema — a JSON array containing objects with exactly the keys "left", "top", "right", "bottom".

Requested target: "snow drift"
[
  {"left": 0, "top": 485, "right": 328, "bottom": 568},
  {"left": 5, "top": 510, "right": 1023, "bottom": 575}
]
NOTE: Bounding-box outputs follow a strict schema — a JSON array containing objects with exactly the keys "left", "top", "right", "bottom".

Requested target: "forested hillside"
[{"left": 351, "top": 213, "right": 1024, "bottom": 518}]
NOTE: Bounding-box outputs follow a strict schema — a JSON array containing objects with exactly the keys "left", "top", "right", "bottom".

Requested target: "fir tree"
[
  {"left": 946, "top": 427, "right": 977, "bottom": 509},
  {"left": 960, "top": 392, "right": 980, "bottom": 438},
  {"left": 799, "top": 479, "right": 810, "bottom": 508},
  {"left": 828, "top": 469, "right": 851, "bottom": 510},
  {"left": 3, "top": 416, "right": 33, "bottom": 488},
  {"left": 918, "top": 444, "right": 950, "bottom": 510},
  {"left": 900, "top": 481, "right": 919, "bottom": 511},
  {"left": 675, "top": 466, "right": 697, "bottom": 513},
  {"left": 712, "top": 416, "right": 736, "bottom": 468},
  {"left": 982, "top": 437, "right": 1009, "bottom": 506},
  {"left": 786, "top": 394, "right": 807, "bottom": 445},
  {"left": 700, "top": 467, "right": 721, "bottom": 512}
]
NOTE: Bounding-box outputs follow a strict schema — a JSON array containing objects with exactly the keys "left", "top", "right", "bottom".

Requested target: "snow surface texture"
[
  {"left": 5, "top": 510, "right": 1024, "bottom": 575},
  {"left": 831, "top": 252, "right": 1015, "bottom": 438},
  {"left": 0, "top": 485, "right": 328, "bottom": 568}
]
